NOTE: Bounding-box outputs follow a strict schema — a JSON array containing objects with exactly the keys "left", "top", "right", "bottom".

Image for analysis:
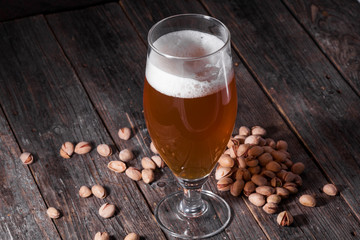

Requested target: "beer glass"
[{"left": 144, "top": 14, "right": 237, "bottom": 238}]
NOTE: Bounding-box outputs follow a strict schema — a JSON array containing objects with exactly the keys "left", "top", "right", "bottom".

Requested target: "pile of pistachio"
[{"left": 215, "top": 126, "right": 338, "bottom": 225}]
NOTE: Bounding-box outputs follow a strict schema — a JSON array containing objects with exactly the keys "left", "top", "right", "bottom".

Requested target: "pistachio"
[
  {"left": 276, "top": 170, "right": 287, "bottom": 179},
  {"left": 267, "top": 194, "right": 281, "bottom": 204},
  {"left": 283, "top": 182, "right": 298, "bottom": 194},
  {"left": 229, "top": 145, "right": 237, "bottom": 158},
  {"left": 236, "top": 144, "right": 250, "bottom": 157},
  {"left": 79, "top": 186, "right": 92, "bottom": 198},
  {"left": 248, "top": 166, "right": 261, "bottom": 175},
  {"left": 248, "top": 146, "right": 264, "bottom": 157},
  {"left": 244, "top": 135, "right": 262, "bottom": 145},
  {"left": 276, "top": 187, "right": 290, "bottom": 199},
  {"left": 248, "top": 193, "right": 266, "bottom": 207},
  {"left": 251, "top": 175, "right": 267, "bottom": 186},
  {"left": 270, "top": 177, "right": 282, "bottom": 187},
  {"left": 230, "top": 180, "right": 245, "bottom": 197},
  {"left": 271, "top": 151, "right": 287, "bottom": 162},
  {"left": 259, "top": 137, "right": 267, "bottom": 146},
  {"left": 125, "top": 167, "right": 142, "bottom": 181},
  {"left": 142, "top": 169, "right": 154, "bottom": 184},
  {"left": 260, "top": 170, "right": 276, "bottom": 179},
  {"left": 235, "top": 168, "right": 251, "bottom": 181},
  {"left": 284, "top": 159, "right": 293, "bottom": 168},
  {"left": 281, "top": 163, "right": 288, "bottom": 170},
  {"left": 246, "top": 158, "right": 259, "bottom": 167},
  {"left": 243, "top": 169, "right": 252, "bottom": 181},
  {"left": 141, "top": 157, "right": 156, "bottom": 170},
  {"left": 236, "top": 156, "right": 247, "bottom": 169},
  {"left": 218, "top": 154, "right": 234, "bottom": 168},
  {"left": 124, "top": 233, "right": 140, "bottom": 240},
  {"left": 294, "top": 174, "right": 303, "bottom": 186},
  {"left": 227, "top": 138, "right": 236, "bottom": 149},
  {"left": 94, "top": 232, "right": 110, "bottom": 240},
  {"left": 323, "top": 184, "right": 338, "bottom": 196},
  {"left": 266, "top": 161, "right": 282, "bottom": 172},
  {"left": 91, "top": 185, "right": 107, "bottom": 199},
  {"left": 20, "top": 152, "right": 34, "bottom": 164},
  {"left": 151, "top": 155, "right": 165, "bottom": 168},
  {"left": 47, "top": 207, "right": 60, "bottom": 219},
  {"left": 299, "top": 194, "right": 316, "bottom": 207},
  {"left": 244, "top": 181, "right": 256, "bottom": 196},
  {"left": 96, "top": 144, "right": 112, "bottom": 157},
  {"left": 239, "top": 126, "right": 250, "bottom": 136},
  {"left": 276, "top": 140, "right": 288, "bottom": 151},
  {"left": 263, "top": 202, "right": 278, "bottom": 214},
  {"left": 150, "top": 141, "right": 158, "bottom": 154},
  {"left": 118, "top": 127, "right": 131, "bottom": 140},
  {"left": 215, "top": 166, "right": 232, "bottom": 180},
  {"left": 98, "top": 203, "right": 116, "bottom": 218},
  {"left": 233, "top": 135, "right": 246, "bottom": 143},
  {"left": 107, "top": 161, "right": 126, "bottom": 173},
  {"left": 217, "top": 177, "right": 233, "bottom": 191},
  {"left": 251, "top": 126, "right": 266, "bottom": 136},
  {"left": 60, "top": 142, "right": 74, "bottom": 158},
  {"left": 258, "top": 152, "right": 273, "bottom": 166},
  {"left": 256, "top": 186, "right": 275, "bottom": 196},
  {"left": 291, "top": 162, "right": 305, "bottom": 175},
  {"left": 265, "top": 138, "right": 276, "bottom": 148},
  {"left": 119, "top": 149, "right": 134, "bottom": 162},
  {"left": 277, "top": 211, "right": 293, "bottom": 226},
  {"left": 74, "top": 141, "right": 92, "bottom": 154},
  {"left": 283, "top": 171, "right": 296, "bottom": 182}
]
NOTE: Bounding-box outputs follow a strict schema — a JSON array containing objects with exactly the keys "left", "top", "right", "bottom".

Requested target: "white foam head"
[{"left": 146, "top": 30, "right": 233, "bottom": 98}]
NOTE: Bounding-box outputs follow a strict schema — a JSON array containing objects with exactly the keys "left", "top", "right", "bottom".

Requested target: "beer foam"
[{"left": 146, "top": 30, "right": 233, "bottom": 98}]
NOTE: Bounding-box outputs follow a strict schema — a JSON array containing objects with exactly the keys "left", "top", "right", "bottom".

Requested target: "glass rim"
[{"left": 147, "top": 13, "right": 231, "bottom": 61}]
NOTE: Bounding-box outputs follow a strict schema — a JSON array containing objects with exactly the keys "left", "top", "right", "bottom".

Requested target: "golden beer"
[{"left": 144, "top": 75, "right": 237, "bottom": 179}]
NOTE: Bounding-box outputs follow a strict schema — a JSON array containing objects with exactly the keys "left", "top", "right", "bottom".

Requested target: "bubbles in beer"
[{"left": 146, "top": 30, "right": 233, "bottom": 99}]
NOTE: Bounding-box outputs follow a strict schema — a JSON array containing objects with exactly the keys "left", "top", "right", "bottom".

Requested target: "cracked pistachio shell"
[
  {"left": 98, "top": 203, "right": 116, "bottom": 218},
  {"left": 91, "top": 185, "right": 107, "bottom": 199},
  {"left": 20, "top": 152, "right": 34, "bottom": 164}
]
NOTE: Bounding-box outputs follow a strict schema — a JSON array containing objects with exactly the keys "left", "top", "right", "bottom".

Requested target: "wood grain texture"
[
  {"left": 282, "top": 0, "right": 360, "bottom": 95},
  {"left": 0, "top": 15, "right": 165, "bottom": 240},
  {"left": 50, "top": 1, "right": 360, "bottom": 239},
  {"left": 202, "top": 0, "right": 360, "bottom": 219},
  {"left": 0, "top": 108, "right": 61, "bottom": 240},
  {"left": 0, "top": 0, "right": 113, "bottom": 22},
  {"left": 45, "top": 3, "right": 233, "bottom": 239}
]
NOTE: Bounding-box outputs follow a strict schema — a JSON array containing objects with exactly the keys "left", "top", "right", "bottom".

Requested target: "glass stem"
[{"left": 177, "top": 176, "right": 209, "bottom": 217}]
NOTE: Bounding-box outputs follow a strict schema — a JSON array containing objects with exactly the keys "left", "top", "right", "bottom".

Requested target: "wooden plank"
[
  {"left": 0, "top": 16, "right": 165, "bottom": 239},
  {"left": 0, "top": 0, "right": 112, "bottom": 22},
  {"left": 282, "top": 0, "right": 360, "bottom": 95},
  {"left": 201, "top": 0, "right": 360, "bottom": 220},
  {"left": 45, "top": 2, "right": 265, "bottom": 239},
  {"left": 0, "top": 108, "right": 61, "bottom": 240},
  {"left": 50, "top": 1, "right": 360, "bottom": 239}
]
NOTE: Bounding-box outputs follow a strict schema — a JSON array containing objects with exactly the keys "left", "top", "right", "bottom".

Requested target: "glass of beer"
[{"left": 143, "top": 14, "right": 237, "bottom": 238}]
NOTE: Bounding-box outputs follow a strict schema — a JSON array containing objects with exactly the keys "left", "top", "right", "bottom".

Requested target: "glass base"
[{"left": 155, "top": 190, "right": 231, "bottom": 239}]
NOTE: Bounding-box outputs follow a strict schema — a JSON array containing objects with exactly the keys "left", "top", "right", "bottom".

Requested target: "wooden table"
[{"left": 0, "top": 0, "right": 359, "bottom": 239}]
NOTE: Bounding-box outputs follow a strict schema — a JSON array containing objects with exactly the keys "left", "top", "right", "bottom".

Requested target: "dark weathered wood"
[
  {"left": 49, "top": 1, "right": 360, "bottom": 239},
  {"left": 0, "top": 16, "right": 165, "bottom": 239},
  {"left": 0, "top": 0, "right": 113, "bottom": 22},
  {"left": 45, "top": 2, "right": 266, "bottom": 239},
  {"left": 282, "top": 0, "right": 360, "bottom": 95},
  {"left": 202, "top": 0, "right": 360, "bottom": 219},
  {"left": 0, "top": 108, "right": 61, "bottom": 240}
]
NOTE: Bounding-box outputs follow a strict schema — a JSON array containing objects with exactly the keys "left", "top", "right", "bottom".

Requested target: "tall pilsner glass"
[{"left": 143, "top": 14, "right": 237, "bottom": 239}]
